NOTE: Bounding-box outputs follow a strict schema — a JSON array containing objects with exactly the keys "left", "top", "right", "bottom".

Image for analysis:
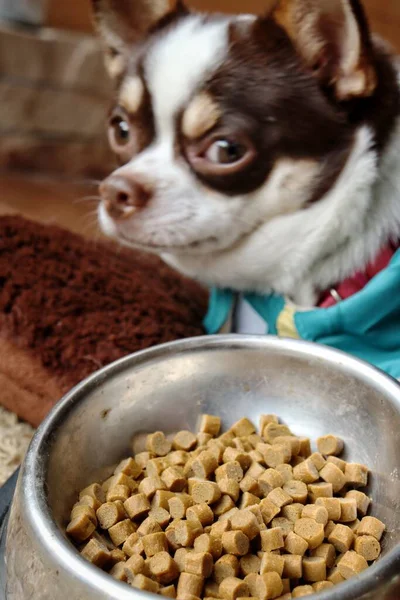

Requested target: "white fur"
[{"left": 99, "top": 16, "right": 400, "bottom": 310}]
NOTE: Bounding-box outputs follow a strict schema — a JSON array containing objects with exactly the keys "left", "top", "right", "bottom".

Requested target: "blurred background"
[{"left": 0, "top": 0, "right": 399, "bottom": 237}]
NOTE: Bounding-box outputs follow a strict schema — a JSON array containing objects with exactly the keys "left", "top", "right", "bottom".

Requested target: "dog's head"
[{"left": 94, "top": 0, "right": 390, "bottom": 264}]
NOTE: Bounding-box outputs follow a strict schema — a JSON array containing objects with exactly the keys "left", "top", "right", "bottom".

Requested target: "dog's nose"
[{"left": 99, "top": 175, "right": 152, "bottom": 219}]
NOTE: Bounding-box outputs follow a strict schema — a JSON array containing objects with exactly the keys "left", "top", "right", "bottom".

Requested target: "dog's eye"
[
  {"left": 205, "top": 139, "right": 247, "bottom": 164},
  {"left": 109, "top": 116, "right": 131, "bottom": 147}
]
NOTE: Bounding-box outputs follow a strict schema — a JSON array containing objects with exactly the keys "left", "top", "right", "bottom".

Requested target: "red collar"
[{"left": 318, "top": 241, "right": 399, "bottom": 308}]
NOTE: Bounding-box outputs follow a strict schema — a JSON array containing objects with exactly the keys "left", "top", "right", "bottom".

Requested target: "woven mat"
[{"left": 0, "top": 406, "right": 34, "bottom": 486}]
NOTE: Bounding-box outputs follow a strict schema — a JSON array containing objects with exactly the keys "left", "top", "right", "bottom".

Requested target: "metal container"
[{"left": 1, "top": 335, "right": 400, "bottom": 599}]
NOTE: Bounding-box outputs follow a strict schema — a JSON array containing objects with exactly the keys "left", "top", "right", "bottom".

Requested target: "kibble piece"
[
  {"left": 174, "top": 548, "right": 192, "bottom": 572},
  {"left": 327, "top": 566, "right": 345, "bottom": 584},
  {"left": 282, "top": 554, "right": 302, "bottom": 579},
  {"left": 106, "top": 484, "right": 130, "bottom": 503},
  {"left": 214, "top": 555, "right": 240, "bottom": 584},
  {"left": 271, "top": 517, "right": 294, "bottom": 538},
  {"left": 328, "top": 524, "right": 354, "bottom": 553},
  {"left": 240, "top": 553, "right": 261, "bottom": 577},
  {"left": 324, "top": 520, "right": 336, "bottom": 539},
  {"left": 354, "top": 535, "right": 381, "bottom": 561},
  {"left": 135, "top": 451, "right": 153, "bottom": 469},
  {"left": 204, "top": 581, "right": 221, "bottom": 598},
  {"left": 137, "top": 517, "right": 162, "bottom": 537},
  {"left": 223, "top": 448, "right": 251, "bottom": 471},
  {"left": 263, "top": 422, "right": 291, "bottom": 443},
  {"left": 161, "top": 467, "right": 187, "bottom": 492},
  {"left": 219, "top": 430, "right": 236, "bottom": 447},
  {"left": 219, "top": 507, "right": 239, "bottom": 523},
  {"left": 168, "top": 494, "right": 194, "bottom": 520},
  {"left": 147, "top": 432, "right": 172, "bottom": 457},
  {"left": 185, "top": 552, "right": 214, "bottom": 578},
  {"left": 79, "top": 483, "right": 106, "bottom": 504},
  {"left": 77, "top": 494, "right": 101, "bottom": 511},
  {"left": 298, "top": 438, "right": 311, "bottom": 457},
  {"left": 132, "top": 573, "right": 160, "bottom": 593},
  {"left": 308, "top": 482, "right": 333, "bottom": 502},
  {"left": 275, "top": 464, "right": 293, "bottom": 483},
  {"left": 281, "top": 503, "right": 304, "bottom": 523},
  {"left": 218, "top": 478, "right": 240, "bottom": 502},
  {"left": 339, "top": 498, "right": 358, "bottom": 523},
  {"left": 214, "top": 494, "right": 236, "bottom": 517},
  {"left": 259, "top": 498, "right": 280, "bottom": 525},
  {"left": 308, "top": 453, "right": 326, "bottom": 471},
  {"left": 315, "top": 497, "right": 341, "bottom": 521},
  {"left": 274, "top": 436, "right": 300, "bottom": 457},
  {"left": 292, "top": 460, "right": 319, "bottom": 484},
  {"left": 109, "top": 548, "right": 126, "bottom": 565},
  {"left": 139, "top": 476, "right": 166, "bottom": 499},
  {"left": 199, "top": 414, "right": 221, "bottom": 437},
  {"left": 230, "top": 418, "right": 255, "bottom": 437},
  {"left": 174, "top": 520, "right": 203, "bottom": 547},
  {"left": 267, "top": 488, "right": 293, "bottom": 509},
  {"left": 239, "top": 493, "right": 260, "bottom": 510},
  {"left": 187, "top": 503, "right": 214, "bottom": 526},
  {"left": 115, "top": 457, "right": 142, "bottom": 479},
  {"left": 169, "top": 451, "right": 189, "bottom": 467},
  {"left": 348, "top": 518, "right": 360, "bottom": 533},
  {"left": 192, "top": 451, "right": 218, "bottom": 479},
  {"left": 259, "top": 414, "right": 279, "bottom": 431},
  {"left": 161, "top": 585, "right": 177, "bottom": 598},
  {"left": 255, "top": 572, "right": 284, "bottom": 600},
  {"left": 198, "top": 433, "right": 213, "bottom": 447},
  {"left": 294, "top": 518, "right": 324, "bottom": 550},
  {"left": 147, "top": 458, "right": 169, "bottom": 478},
  {"left": 122, "top": 532, "right": 144, "bottom": 557},
  {"left": 71, "top": 504, "right": 97, "bottom": 525},
  {"left": 142, "top": 532, "right": 168, "bottom": 557},
  {"left": 81, "top": 538, "right": 111, "bottom": 568},
  {"left": 337, "top": 550, "right": 368, "bottom": 580},
  {"left": 264, "top": 445, "right": 291, "bottom": 468},
  {"left": 96, "top": 501, "right": 126, "bottom": 530},
  {"left": 357, "top": 517, "right": 385, "bottom": 541},
  {"left": 231, "top": 510, "right": 260, "bottom": 540},
  {"left": 260, "top": 528, "right": 284, "bottom": 552},
  {"left": 194, "top": 533, "right": 222, "bottom": 560},
  {"left": 247, "top": 461, "right": 266, "bottom": 480},
  {"left": 240, "top": 475, "right": 262, "bottom": 497},
  {"left": 317, "top": 435, "right": 344, "bottom": 456},
  {"left": 319, "top": 463, "right": 346, "bottom": 493},
  {"left": 110, "top": 561, "right": 128, "bottom": 581},
  {"left": 215, "top": 461, "right": 244, "bottom": 483},
  {"left": 313, "top": 581, "right": 334, "bottom": 592},
  {"left": 109, "top": 519, "right": 136, "bottom": 547},
  {"left": 311, "top": 543, "right": 336, "bottom": 569},
  {"left": 149, "top": 507, "right": 171, "bottom": 528},
  {"left": 222, "top": 530, "right": 250, "bottom": 556},
  {"left": 210, "top": 519, "right": 231, "bottom": 538},
  {"left": 173, "top": 430, "right": 198, "bottom": 451},
  {"left": 302, "top": 557, "right": 326, "bottom": 583},
  {"left": 259, "top": 469, "right": 285, "bottom": 495},
  {"left": 124, "top": 554, "right": 146, "bottom": 582},
  {"left": 219, "top": 576, "right": 249, "bottom": 600},
  {"left": 345, "top": 490, "right": 370, "bottom": 517},
  {"left": 301, "top": 504, "right": 329, "bottom": 526},
  {"left": 282, "top": 480, "right": 308, "bottom": 504},
  {"left": 177, "top": 572, "right": 204, "bottom": 598},
  {"left": 124, "top": 493, "right": 151, "bottom": 520},
  {"left": 327, "top": 456, "right": 346, "bottom": 471},
  {"left": 66, "top": 513, "right": 96, "bottom": 542},
  {"left": 292, "top": 585, "right": 314, "bottom": 597},
  {"left": 284, "top": 531, "right": 308, "bottom": 556},
  {"left": 192, "top": 481, "right": 222, "bottom": 505},
  {"left": 153, "top": 490, "right": 175, "bottom": 510},
  {"left": 345, "top": 463, "right": 369, "bottom": 488},
  {"left": 260, "top": 553, "right": 285, "bottom": 576}
]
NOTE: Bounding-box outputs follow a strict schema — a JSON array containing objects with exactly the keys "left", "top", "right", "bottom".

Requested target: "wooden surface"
[
  {"left": 0, "top": 174, "right": 101, "bottom": 239},
  {"left": 47, "top": 0, "right": 400, "bottom": 51}
]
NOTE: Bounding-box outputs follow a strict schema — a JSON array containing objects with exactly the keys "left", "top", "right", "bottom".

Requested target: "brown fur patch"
[{"left": 182, "top": 93, "right": 221, "bottom": 139}]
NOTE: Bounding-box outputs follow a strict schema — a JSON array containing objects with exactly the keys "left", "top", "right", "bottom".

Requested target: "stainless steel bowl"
[{"left": 1, "top": 336, "right": 400, "bottom": 599}]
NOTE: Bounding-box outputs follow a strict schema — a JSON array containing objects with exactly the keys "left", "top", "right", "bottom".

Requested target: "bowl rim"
[{"left": 21, "top": 335, "right": 400, "bottom": 600}]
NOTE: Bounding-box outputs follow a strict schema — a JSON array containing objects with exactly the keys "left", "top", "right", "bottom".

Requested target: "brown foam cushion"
[{"left": 0, "top": 216, "right": 208, "bottom": 426}]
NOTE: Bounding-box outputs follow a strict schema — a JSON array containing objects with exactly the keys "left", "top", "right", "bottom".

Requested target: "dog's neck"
[{"left": 164, "top": 118, "right": 400, "bottom": 306}]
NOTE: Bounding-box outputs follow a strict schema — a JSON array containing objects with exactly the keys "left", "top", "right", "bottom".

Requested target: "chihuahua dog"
[{"left": 93, "top": 0, "right": 400, "bottom": 371}]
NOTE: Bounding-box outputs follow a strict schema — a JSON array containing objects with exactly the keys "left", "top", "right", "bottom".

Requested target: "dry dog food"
[{"left": 67, "top": 416, "right": 385, "bottom": 599}]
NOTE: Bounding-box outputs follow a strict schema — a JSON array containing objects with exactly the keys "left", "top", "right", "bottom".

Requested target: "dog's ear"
[
  {"left": 91, "top": 0, "right": 184, "bottom": 77},
  {"left": 270, "top": 0, "right": 376, "bottom": 101}
]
